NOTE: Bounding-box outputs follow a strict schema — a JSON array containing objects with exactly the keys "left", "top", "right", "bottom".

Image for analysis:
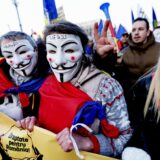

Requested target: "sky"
[{"left": 0, "top": 0, "right": 160, "bottom": 36}]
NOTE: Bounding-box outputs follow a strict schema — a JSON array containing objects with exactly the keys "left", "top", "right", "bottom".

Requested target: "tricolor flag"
[
  {"left": 100, "top": 3, "right": 116, "bottom": 37},
  {"left": 152, "top": 7, "right": 158, "bottom": 29},
  {"left": 100, "top": 2, "right": 121, "bottom": 51},
  {"left": 43, "top": 0, "right": 58, "bottom": 24}
]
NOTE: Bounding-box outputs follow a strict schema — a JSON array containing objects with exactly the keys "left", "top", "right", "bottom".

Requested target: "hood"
[{"left": 128, "top": 31, "right": 155, "bottom": 50}]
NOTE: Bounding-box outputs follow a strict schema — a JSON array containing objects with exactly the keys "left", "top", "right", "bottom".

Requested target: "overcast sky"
[{"left": 0, "top": 0, "right": 159, "bottom": 35}]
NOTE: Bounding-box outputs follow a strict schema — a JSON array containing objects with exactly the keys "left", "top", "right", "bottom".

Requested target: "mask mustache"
[
  {"left": 51, "top": 63, "right": 77, "bottom": 70},
  {"left": 13, "top": 60, "right": 31, "bottom": 69}
]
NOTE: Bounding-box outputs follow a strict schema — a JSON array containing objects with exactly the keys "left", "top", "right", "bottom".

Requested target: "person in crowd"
[
  {"left": 117, "top": 32, "right": 129, "bottom": 63},
  {"left": 31, "top": 31, "right": 42, "bottom": 43},
  {"left": 93, "top": 20, "right": 117, "bottom": 77},
  {"left": 122, "top": 56, "right": 160, "bottom": 160},
  {"left": 85, "top": 37, "right": 94, "bottom": 57},
  {"left": 119, "top": 32, "right": 129, "bottom": 50},
  {"left": 0, "top": 31, "right": 49, "bottom": 120},
  {"left": 93, "top": 17, "right": 160, "bottom": 106},
  {"left": 17, "top": 21, "right": 131, "bottom": 158}
]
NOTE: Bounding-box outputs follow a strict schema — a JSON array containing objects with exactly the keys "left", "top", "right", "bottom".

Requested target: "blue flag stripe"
[
  {"left": 152, "top": 7, "right": 158, "bottom": 29},
  {"left": 43, "top": 0, "right": 58, "bottom": 21},
  {"left": 116, "top": 24, "right": 127, "bottom": 40},
  {"left": 131, "top": 10, "right": 134, "bottom": 24}
]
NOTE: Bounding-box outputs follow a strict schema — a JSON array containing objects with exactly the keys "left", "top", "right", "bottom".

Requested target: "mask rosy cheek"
[
  {"left": 9, "top": 60, "right": 13, "bottom": 64},
  {"left": 26, "top": 54, "right": 32, "bottom": 59},
  {"left": 70, "top": 56, "right": 75, "bottom": 61},
  {"left": 48, "top": 58, "right": 53, "bottom": 62}
]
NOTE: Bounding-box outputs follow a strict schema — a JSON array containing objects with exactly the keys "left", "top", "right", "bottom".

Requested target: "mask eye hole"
[
  {"left": 6, "top": 55, "right": 13, "bottom": 59},
  {"left": 48, "top": 50, "right": 56, "bottom": 54},
  {"left": 65, "top": 49, "right": 74, "bottom": 53},
  {"left": 19, "top": 51, "right": 27, "bottom": 55}
]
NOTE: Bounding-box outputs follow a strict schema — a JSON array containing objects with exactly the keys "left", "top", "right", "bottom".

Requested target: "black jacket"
[{"left": 127, "top": 72, "right": 160, "bottom": 160}]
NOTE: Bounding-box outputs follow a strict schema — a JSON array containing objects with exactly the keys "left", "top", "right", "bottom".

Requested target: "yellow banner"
[{"left": 0, "top": 113, "right": 118, "bottom": 160}]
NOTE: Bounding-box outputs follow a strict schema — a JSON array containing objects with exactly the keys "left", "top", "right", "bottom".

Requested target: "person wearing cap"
[
  {"left": 117, "top": 32, "right": 129, "bottom": 63},
  {"left": 119, "top": 32, "right": 129, "bottom": 51}
]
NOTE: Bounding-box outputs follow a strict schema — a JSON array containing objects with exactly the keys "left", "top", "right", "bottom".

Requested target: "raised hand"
[{"left": 94, "top": 20, "right": 115, "bottom": 58}]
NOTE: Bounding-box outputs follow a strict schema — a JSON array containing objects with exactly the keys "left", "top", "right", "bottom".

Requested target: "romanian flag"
[
  {"left": 43, "top": 0, "right": 58, "bottom": 24},
  {"left": 100, "top": 2, "right": 121, "bottom": 51},
  {"left": 152, "top": 7, "right": 158, "bottom": 29},
  {"left": 100, "top": 3, "right": 116, "bottom": 37}
]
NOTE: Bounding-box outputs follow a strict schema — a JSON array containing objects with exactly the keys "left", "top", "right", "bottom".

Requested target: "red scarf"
[{"left": 39, "top": 74, "right": 92, "bottom": 133}]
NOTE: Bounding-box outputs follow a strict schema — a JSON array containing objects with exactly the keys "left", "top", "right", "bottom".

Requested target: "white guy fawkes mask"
[
  {"left": 1, "top": 39, "right": 38, "bottom": 77},
  {"left": 46, "top": 34, "right": 84, "bottom": 82}
]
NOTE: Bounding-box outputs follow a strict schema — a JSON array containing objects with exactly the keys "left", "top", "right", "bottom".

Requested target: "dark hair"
[
  {"left": 35, "top": 39, "right": 50, "bottom": 77},
  {"left": 133, "top": 17, "right": 149, "bottom": 30},
  {"left": 0, "top": 31, "right": 37, "bottom": 48},
  {"left": 122, "top": 32, "right": 129, "bottom": 37},
  {"left": 43, "top": 20, "right": 89, "bottom": 50}
]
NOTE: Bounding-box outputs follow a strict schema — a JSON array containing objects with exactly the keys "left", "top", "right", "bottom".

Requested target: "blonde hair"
[{"left": 144, "top": 57, "right": 160, "bottom": 121}]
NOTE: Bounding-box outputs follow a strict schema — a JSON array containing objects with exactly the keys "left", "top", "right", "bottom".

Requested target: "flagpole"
[{"left": 12, "top": 0, "right": 23, "bottom": 31}]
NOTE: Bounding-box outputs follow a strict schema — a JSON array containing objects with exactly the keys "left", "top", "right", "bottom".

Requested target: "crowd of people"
[
  {"left": 0, "top": 17, "right": 160, "bottom": 160},
  {"left": 93, "top": 17, "right": 160, "bottom": 160}
]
